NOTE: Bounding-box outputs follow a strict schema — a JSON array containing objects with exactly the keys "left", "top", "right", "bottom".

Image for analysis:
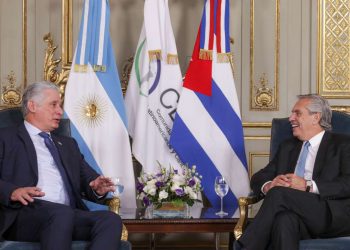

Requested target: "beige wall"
[{"left": 1, "top": 0, "right": 349, "bottom": 179}]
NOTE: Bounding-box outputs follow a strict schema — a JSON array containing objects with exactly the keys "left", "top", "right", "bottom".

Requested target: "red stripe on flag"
[
  {"left": 216, "top": 0, "right": 222, "bottom": 53},
  {"left": 183, "top": 28, "right": 212, "bottom": 96}
]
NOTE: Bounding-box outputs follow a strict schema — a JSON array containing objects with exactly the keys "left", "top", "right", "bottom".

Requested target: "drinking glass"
[
  {"left": 214, "top": 176, "right": 229, "bottom": 216},
  {"left": 110, "top": 177, "right": 124, "bottom": 197}
]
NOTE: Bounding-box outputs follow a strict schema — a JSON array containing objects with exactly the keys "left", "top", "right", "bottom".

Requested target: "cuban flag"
[
  {"left": 64, "top": 0, "right": 136, "bottom": 208},
  {"left": 170, "top": 0, "right": 249, "bottom": 215},
  {"left": 125, "top": 0, "right": 183, "bottom": 172}
]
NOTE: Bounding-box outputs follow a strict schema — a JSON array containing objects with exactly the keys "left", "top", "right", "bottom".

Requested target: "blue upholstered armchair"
[
  {"left": 234, "top": 111, "right": 350, "bottom": 249},
  {"left": 0, "top": 107, "right": 131, "bottom": 250}
]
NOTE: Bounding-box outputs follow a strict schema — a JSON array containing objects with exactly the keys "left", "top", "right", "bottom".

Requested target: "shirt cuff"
[
  {"left": 261, "top": 181, "right": 272, "bottom": 195},
  {"left": 311, "top": 180, "right": 319, "bottom": 194},
  {"left": 92, "top": 189, "right": 104, "bottom": 199}
]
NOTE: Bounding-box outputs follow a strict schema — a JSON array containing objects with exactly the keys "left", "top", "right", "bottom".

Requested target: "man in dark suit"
[
  {"left": 0, "top": 81, "right": 123, "bottom": 250},
  {"left": 235, "top": 94, "right": 350, "bottom": 250}
]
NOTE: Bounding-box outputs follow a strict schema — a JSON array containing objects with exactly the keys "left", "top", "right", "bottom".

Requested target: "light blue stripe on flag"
[
  {"left": 95, "top": 38, "right": 127, "bottom": 126},
  {"left": 67, "top": 119, "right": 103, "bottom": 175},
  {"left": 84, "top": 0, "right": 94, "bottom": 65},
  {"left": 75, "top": 1, "right": 86, "bottom": 64},
  {"left": 91, "top": 0, "right": 101, "bottom": 65}
]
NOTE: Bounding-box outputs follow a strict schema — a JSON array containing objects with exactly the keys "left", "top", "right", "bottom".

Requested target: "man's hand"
[
  {"left": 285, "top": 173, "right": 306, "bottom": 191},
  {"left": 89, "top": 176, "right": 115, "bottom": 196},
  {"left": 263, "top": 175, "right": 291, "bottom": 193},
  {"left": 10, "top": 187, "right": 45, "bottom": 205}
]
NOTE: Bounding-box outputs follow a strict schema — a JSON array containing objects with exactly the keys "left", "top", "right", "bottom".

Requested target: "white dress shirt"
[
  {"left": 296, "top": 130, "right": 325, "bottom": 194},
  {"left": 261, "top": 130, "right": 325, "bottom": 194},
  {"left": 24, "top": 121, "right": 70, "bottom": 205}
]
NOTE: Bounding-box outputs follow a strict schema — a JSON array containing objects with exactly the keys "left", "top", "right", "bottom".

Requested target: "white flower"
[
  {"left": 158, "top": 190, "right": 169, "bottom": 201},
  {"left": 171, "top": 183, "right": 181, "bottom": 192},
  {"left": 143, "top": 179, "right": 157, "bottom": 196},
  {"left": 184, "top": 186, "right": 198, "bottom": 200},
  {"left": 184, "top": 186, "right": 192, "bottom": 194},
  {"left": 172, "top": 174, "right": 186, "bottom": 186},
  {"left": 143, "top": 186, "right": 156, "bottom": 196},
  {"left": 189, "top": 191, "right": 198, "bottom": 200},
  {"left": 137, "top": 164, "right": 202, "bottom": 207}
]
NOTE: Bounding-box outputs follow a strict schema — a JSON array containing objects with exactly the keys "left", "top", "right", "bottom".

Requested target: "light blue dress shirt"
[{"left": 24, "top": 121, "right": 70, "bottom": 205}]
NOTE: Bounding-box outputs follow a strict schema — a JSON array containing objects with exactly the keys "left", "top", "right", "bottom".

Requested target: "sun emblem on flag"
[{"left": 75, "top": 95, "right": 108, "bottom": 128}]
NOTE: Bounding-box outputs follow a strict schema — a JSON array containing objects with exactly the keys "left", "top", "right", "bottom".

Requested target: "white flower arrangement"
[{"left": 136, "top": 164, "right": 202, "bottom": 208}]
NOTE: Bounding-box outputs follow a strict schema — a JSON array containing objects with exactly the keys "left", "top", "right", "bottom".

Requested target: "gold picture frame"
[
  {"left": 317, "top": 0, "right": 350, "bottom": 98},
  {"left": 62, "top": 0, "right": 73, "bottom": 70}
]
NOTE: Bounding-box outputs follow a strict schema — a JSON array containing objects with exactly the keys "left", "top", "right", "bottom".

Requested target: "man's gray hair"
[
  {"left": 297, "top": 94, "right": 332, "bottom": 131},
  {"left": 22, "top": 81, "right": 60, "bottom": 117}
]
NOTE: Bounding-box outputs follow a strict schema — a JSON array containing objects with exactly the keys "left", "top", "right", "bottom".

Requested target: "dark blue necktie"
[
  {"left": 295, "top": 141, "right": 310, "bottom": 178},
  {"left": 39, "top": 132, "right": 76, "bottom": 207}
]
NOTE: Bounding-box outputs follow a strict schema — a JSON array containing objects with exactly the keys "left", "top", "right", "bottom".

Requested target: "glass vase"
[{"left": 148, "top": 201, "right": 189, "bottom": 218}]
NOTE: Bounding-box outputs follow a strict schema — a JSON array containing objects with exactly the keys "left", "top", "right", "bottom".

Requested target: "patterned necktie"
[
  {"left": 39, "top": 132, "right": 76, "bottom": 207},
  {"left": 295, "top": 141, "right": 310, "bottom": 178}
]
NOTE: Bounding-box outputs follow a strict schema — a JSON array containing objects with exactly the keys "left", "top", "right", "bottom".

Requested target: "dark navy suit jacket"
[
  {"left": 251, "top": 131, "right": 350, "bottom": 237},
  {"left": 0, "top": 123, "right": 100, "bottom": 240}
]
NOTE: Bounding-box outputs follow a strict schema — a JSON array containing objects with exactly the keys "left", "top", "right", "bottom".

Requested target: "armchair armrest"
[
  {"left": 234, "top": 194, "right": 263, "bottom": 240},
  {"left": 105, "top": 197, "right": 128, "bottom": 241}
]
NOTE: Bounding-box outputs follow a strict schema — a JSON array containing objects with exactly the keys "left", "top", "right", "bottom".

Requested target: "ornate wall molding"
[
  {"left": 43, "top": 33, "right": 70, "bottom": 100},
  {"left": 250, "top": 0, "right": 279, "bottom": 111},
  {"left": 0, "top": 71, "right": 22, "bottom": 109},
  {"left": 248, "top": 152, "right": 269, "bottom": 178},
  {"left": 120, "top": 57, "right": 134, "bottom": 95},
  {"left": 317, "top": 0, "right": 350, "bottom": 98},
  {"left": 22, "top": 0, "right": 27, "bottom": 88}
]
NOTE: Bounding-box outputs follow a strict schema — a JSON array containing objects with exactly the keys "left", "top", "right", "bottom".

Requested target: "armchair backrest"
[
  {"left": 270, "top": 111, "right": 350, "bottom": 160},
  {"left": 0, "top": 107, "right": 71, "bottom": 137}
]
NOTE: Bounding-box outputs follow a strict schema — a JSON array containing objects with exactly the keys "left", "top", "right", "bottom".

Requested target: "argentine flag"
[
  {"left": 125, "top": 0, "right": 183, "bottom": 173},
  {"left": 170, "top": 0, "right": 249, "bottom": 215},
  {"left": 64, "top": 0, "right": 136, "bottom": 208}
]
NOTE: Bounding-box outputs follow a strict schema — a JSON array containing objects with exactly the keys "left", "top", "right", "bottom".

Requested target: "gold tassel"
[
  {"left": 93, "top": 65, "right": 106, "bottom": 72},
  {"left": 217, "top": 52, "right": 232, "bottom": 63},
  {"left": 167, "top": 54, "right": 179, "bottom": 64},
  {"left": 74, "top": 64, "right": 88, "bottom": 73},
  {"left": 148, "top": 50, "right": 162, "bottom": 61},
  {"left": 199, "top": 49, "right": 213, "bottom": 60}
]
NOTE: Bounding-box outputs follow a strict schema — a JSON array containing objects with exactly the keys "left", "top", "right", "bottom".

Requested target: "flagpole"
[{"left": 229, "top": 37, "right": 235, "bottom": 78}]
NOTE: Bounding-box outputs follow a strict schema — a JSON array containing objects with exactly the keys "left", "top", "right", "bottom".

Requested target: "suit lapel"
[
  {"left": 312, "top": 131, "right": 331, "bottom": 179},
  {"left": 17, "top": 124, "right": 38, "bottom": 178}
]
